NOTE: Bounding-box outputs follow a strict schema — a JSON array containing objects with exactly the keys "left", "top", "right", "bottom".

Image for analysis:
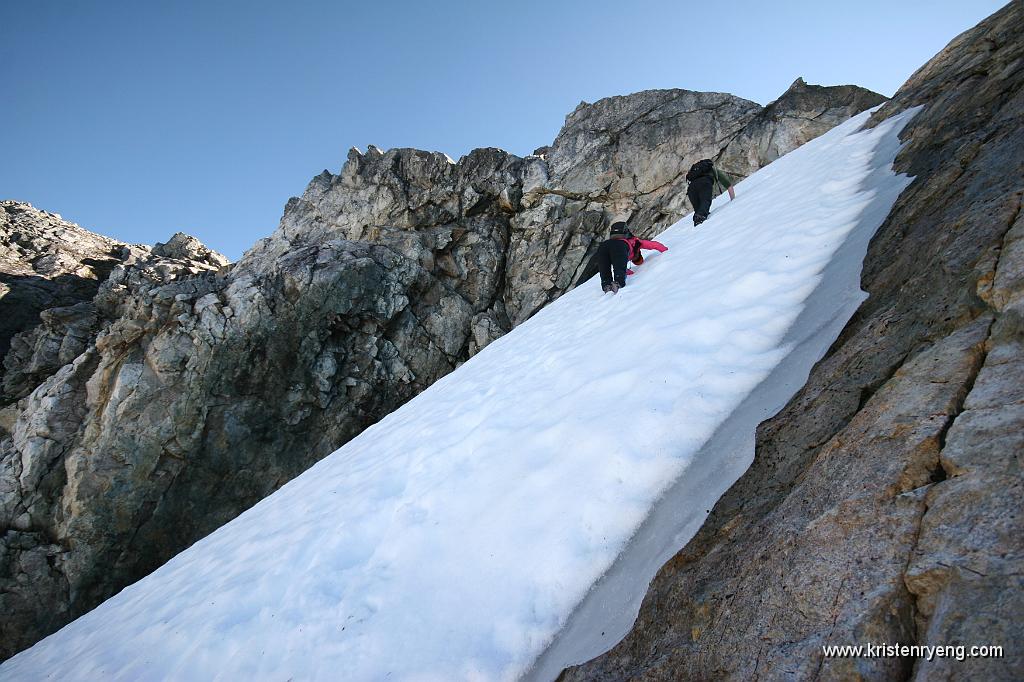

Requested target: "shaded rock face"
[
  {"left": 562, "top": 4, "right": 1023, "bottom": 680},
  {"left": 255, "top": 146, "right": 527, "bottom": 350},
  {"left": 0, "top": 77, "right": 882, "bottom": 659}
]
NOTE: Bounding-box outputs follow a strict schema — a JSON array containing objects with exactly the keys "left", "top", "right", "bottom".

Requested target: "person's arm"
[
  {"left": 715, "top": 168, "right": 736, "bottom": 200},
  {"left": 639, "top": 239, "right": 668, "bottom": 252}
]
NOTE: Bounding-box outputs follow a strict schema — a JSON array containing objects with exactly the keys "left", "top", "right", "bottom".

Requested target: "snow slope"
[
  {"left": 1, "top": 107, "right": 917, "bottom": 682},
  {"left": 525, "top": 106, "right": 919, "bottom": 680}
]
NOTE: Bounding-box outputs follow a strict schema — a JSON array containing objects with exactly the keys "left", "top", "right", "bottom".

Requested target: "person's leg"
[
  {"left": 597, "top": 241, "right": 613, "bottom": 290},
  {"left": 689, "top": 176, "right": 713, "bottom": 225},
  {"left": 611, "top": 240, "right": 629, "bottom": 288},
  {"left": 686, "top": 183, "right": 700, "bottom": 215}
]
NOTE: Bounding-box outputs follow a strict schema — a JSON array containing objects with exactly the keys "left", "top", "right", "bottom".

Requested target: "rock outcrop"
[
  {"left": 720, "top": 77, "right": 890, "bottom": 171},
  {"left": 1, "top": 77, "right": 883, "bottom": 660},
  {"left": 562, "top": 4, "right": 1023, "bottom": 680},
  {"left": 0, "top": 207, "right": 230, "bottom": 407},
  {"left": 0, "top": 202, "right": 130, "bottom": 368},
  {"left": 0, "top": 208, "right": 230, "bottom": 658},
  {"left": 152, "top": 231, "right": 231, "bottom": 269}
]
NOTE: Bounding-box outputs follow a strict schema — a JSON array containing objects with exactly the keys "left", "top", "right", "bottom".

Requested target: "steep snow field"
[
  {"left": 1, "top": 107, "right": 917, "bottom": 682},
  {"left": 525, "top": 105, "right": 919, "bottom": 680}
]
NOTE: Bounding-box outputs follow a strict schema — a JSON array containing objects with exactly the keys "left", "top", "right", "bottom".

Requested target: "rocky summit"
[
  {"left": 0, "top": 77, "right": 884, "bottom": 660},
  {"left": 561, "top": 3, "right": 1023, "bottom": 680}
]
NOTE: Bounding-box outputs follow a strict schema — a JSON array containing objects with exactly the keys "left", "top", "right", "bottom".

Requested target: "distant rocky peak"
[
  {"left": 1, "top": 204, "right": 232, "bottom": 401},
  {"left": 717, "top": 77, "right": 887, "bottom": 171},
  {"left": 152, "top": 231, "right": 230, "bottom": 269},
  {"left": 761, "top": 76, "right": 888, "bottom": 121}
]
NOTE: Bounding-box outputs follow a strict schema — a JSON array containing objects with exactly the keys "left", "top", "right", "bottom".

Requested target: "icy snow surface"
[{"left": 2, "top": 108, "right": 917, "bottom": 682}]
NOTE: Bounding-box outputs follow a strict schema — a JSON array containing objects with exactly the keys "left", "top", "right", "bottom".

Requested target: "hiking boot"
[
  {"left": 602, "top": 283, "right": 613, "bottom": 293},
  {"left": 610, "top": 282, "right": 621, "bottom": 294},
  {"left": 693, "top": 212, "right": 708, "bottom": 226}
]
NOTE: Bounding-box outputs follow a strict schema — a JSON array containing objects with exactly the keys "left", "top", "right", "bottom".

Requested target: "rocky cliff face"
[
  {"left": 562, "top": 4, "right": 1023, "bottom": 680},
  {"left": 0, "top": 205, "right": 230, "bottom": 657},
  {"left": 0, "top": 78, "right": 882, "bottom": 659}
]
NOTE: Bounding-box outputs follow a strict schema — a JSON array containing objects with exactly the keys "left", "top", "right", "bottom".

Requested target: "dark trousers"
[
  {"left": 596, "top": 239, "right": 629, "bottom": 287},
  {"left": 687, "top": 175, "right": 713, "bottom": 223}
]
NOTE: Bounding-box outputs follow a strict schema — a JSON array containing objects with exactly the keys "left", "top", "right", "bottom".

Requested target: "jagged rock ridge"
[
  {"left": 0, "top": 78, "right": 883, "bottom": 659},
  {"left": 561, "top": 4, "right": 1023, "bottom": 679}
]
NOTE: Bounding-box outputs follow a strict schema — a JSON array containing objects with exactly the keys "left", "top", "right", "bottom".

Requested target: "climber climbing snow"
[
  {"left": 596, "top": 222, "right": 668, "bottom": 293},
  {"left": 686, "top": 158, "right": 735, "bottom": 226}
]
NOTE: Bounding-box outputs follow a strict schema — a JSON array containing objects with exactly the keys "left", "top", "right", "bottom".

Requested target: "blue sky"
[{"left": 1, "top": 0, "right": 1007, "bottom": 260}]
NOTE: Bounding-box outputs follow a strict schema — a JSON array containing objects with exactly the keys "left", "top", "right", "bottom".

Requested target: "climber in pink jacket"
[{"left": 596, "top": 222, "right": 668, "bottom": 293}]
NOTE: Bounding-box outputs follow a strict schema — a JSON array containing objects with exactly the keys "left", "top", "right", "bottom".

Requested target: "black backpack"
[{"left": 686, "top": 159, "right": 714, "bottom": 182}]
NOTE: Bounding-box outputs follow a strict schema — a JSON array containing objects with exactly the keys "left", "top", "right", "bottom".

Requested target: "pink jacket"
[{"left": 615, "top": 236, "right": 668, "bottom": 262}]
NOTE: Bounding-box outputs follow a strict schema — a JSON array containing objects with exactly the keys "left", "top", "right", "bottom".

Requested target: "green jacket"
[{"left": 712, "top": 167, "right": 733, "bottom": 193}]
